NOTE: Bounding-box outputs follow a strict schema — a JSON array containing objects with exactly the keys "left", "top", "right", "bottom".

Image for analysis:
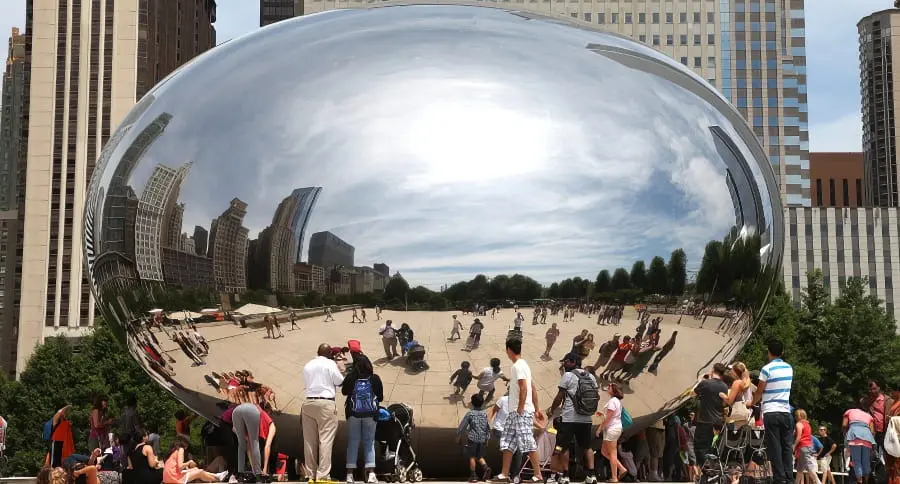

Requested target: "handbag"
[
  {"left": 884, "top": 416, "right": 900, "bottom": 458},
  {"left": 728, "top": 400, "right": 752, "bottom": 426}
]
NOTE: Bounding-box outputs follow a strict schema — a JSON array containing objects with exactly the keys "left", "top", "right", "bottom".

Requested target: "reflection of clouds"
[{"left": 92, "top": 5, "right": 777, "bottom": 287}]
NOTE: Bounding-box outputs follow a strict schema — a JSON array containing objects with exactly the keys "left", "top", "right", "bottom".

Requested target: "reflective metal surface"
[{"left": 84, "top": 4, "right": 782, "bottom": 476}]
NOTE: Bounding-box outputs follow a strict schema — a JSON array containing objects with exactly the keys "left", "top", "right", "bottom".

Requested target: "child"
[
  {"left": 476, "top": 358, "right": 509, "bottom": 402},
  {"left": 450, "top": 361, "right": 474, "bottom": 395},
  {"left": 449, "top": 315, "right": 466, "bottom": 341},
  {"left": 456, "top": 394, "right": 492, "bottom": 483}
]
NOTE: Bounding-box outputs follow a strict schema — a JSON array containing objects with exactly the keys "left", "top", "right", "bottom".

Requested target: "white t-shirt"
[
  {"left": 379, "top": 325, "right": 396, "bottom": 339},
  {"left": 604, "top": 397, "right": 623, "bottom": 431},
  {"left": 477, "top": 367, "right": 505, "bottom": 391},
  {"left": 493, "top": 396, "right": 510, "bottom": 431},
  {"left": 508, "top": 359, "right": 535, "bottom": 414}
]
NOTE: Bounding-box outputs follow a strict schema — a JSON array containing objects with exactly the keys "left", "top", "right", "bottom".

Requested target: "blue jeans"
[
  {"left": 850, "top": 445, "right": 871, "bottom": 479},
  {"left": 346, "top": 416, "right": 377, "bottom": 469}
]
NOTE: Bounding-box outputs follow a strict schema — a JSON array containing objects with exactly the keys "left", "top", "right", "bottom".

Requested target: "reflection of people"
[
  {"left": 476, "top": 358, "right": 509, "bottom": 402},
  {"left": 301, "top": 344, "right": 345, "bottom": 481},
  {"left": 647, "top": 331, "right": 678, "bottom": 373},
  {"left": 542, "top": 323, "right": 560, "bottom": 359},
  {"left": 449, "top": 315, "right": 464, "bottom": 341},
  {"left": 377, "top": 321, "right": 399, "bottom": 359},
  {"left": 450, "top": 361, "right": 474, "bottom": 395},
  {"left": 175, "top": 411, "right": 197, "bottom": 441}
]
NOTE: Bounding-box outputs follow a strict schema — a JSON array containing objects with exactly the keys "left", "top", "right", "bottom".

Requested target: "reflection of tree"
[
  {"left": 443, "top": 273, "right": 542, "bottom": 302},
  {"left": 630, "top": 261, "right": 647, "bottom": 291},
  {"left": 594, "top": 270, "right": 611, "bottom": 293},
  {"left": 695, "top": 228, "right": 767, "bottom": 308},
  {"left": 647, "top": 256, "right": 668, "bottom": 294}
]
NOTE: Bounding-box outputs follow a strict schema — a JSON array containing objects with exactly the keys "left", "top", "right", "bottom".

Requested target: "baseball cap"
[{"left": 560, "top": 352, "right": 582, "bottom": 365}]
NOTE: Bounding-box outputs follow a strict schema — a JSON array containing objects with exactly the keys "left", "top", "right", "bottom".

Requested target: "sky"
[{"left": 0, "top": 0, "right": 887, "bottom": 153}]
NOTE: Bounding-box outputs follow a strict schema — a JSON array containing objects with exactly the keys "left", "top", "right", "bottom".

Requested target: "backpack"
[
  {"left": 351, "top": 377, "right": 378, "bottom": 415},
  {"left": 569, "top": 370, "right": 600, "bottom": 416},
  {"left": 42, "top": 419, "right": 54, "bottom": 441},
  {"left": 622, "top": 407, "right": 633, "bottom": 429}
]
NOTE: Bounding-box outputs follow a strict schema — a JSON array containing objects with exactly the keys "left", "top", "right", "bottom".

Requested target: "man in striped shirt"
[{"left": 752, "top": 340, "right": 794, "bottom": 484}]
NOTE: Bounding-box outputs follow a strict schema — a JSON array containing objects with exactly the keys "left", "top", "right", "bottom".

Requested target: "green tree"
[
  {"left": 647, "top": 256, "right": 669, "bottom": 295},
  {"left": 383, "top": 272, "right": 411, "bottom": 303},
  {"left": 629, "top": 261, "right": 647, "bottom": 293},
  {"left": 0, "top": 320, "right": 194, "bottom": 476},
  {"left": 667, "top": 249, "right": 687, "bottom": 296},
  {"left": 594, "top": 270, "right": 611, "bottom": 294},
  {"left": 610, "top": 268, "right": 630, "bottom": 291}
]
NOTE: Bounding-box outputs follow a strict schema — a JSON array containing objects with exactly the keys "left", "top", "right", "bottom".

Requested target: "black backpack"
[{"left": 568, "top": 369, "right": 600, "bottom": 415}]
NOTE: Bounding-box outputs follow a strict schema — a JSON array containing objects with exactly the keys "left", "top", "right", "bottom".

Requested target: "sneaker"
[
  {"left": 470, "top": 473, "right": 480, "bottom": 483},
  {"left": 491, "top": 474, "right": 511, "bottom": 482},
  {"left": 583, "top": 476, "right": 597, "bottom": 484},
  {"left": 545, "top": 475, "right": 558, "bottom": 484},
  {"left": 228, "top": 477, "right": 239, "bottom": 484},
  {"left": 366, "top": 472, "right": 376, "bottom": 484},
  {"left": 215, "top": 472, "right": 229, "bottom": 482},
  {"left": 558, "top": 476, "right": 570, "bottom": 484},
  {"left": 483, "top": 466, "right": 493, "bottom": 482},
  {"left": 346, "top": 473, "right": 354, "bottom": 484}
]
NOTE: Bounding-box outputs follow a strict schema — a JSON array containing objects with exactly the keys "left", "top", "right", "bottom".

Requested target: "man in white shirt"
[
  {"left": 495, "top": 338, "right": 544, "bottom": 482},
  {"left": 752, "top": 339, "right": 794, "bottom": 484},
  {"left": 378, "top": 320, "right": 399, "bottom": 359},
  {"left": 301, "top": 344, "right": 345, "bottom": 481}
]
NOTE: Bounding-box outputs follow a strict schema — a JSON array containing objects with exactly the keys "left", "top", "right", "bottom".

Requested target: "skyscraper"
[
  {"left": 193, "top": 225, "right": 209, "bottom": 257},
  {"left": 249, "top": 187, "right": 321, "bottom": 294},
  {"left": 260, "top": 0, "right": 302, "bottom": 26},
  {"left": 859, "top": 9, "right": 900, "bottom": 207},
  {"left": 134, "top": 162, "right": 192, "bottom": 282},
  {"left": 0, "top": 28, "right": 26, "bottom": 377},
  {"left": 14, "top": 0, "right": 217, "bottom": 377},
  {"left": 208, "top": 198, "right": 250, "bottom": 293},
  {"left": 299, "top": 1, "right": 809, "bottom": 207}
]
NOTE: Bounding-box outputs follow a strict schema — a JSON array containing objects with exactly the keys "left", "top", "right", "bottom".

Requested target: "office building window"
[
  {"left": 680, "top": 12, "right": 687, "bottom": 22},
  {"left": 667, "top": 34, "right": 673, "bottom": 45},
  {"left": 653, "top": 34, "right": 660, "bottom": 45},
  {"left": 707, "top": 11, "right": 714, "bottom": 22},
  {"left": 842, "top": 178, "right": 849, "bottom": 206},
  {"left": 584, "top": 12, "right": 592, "bottom": 22},
  {"left": 693, "top": 11, "right": 700, "bottom": 23},
  {"left": 694, "top": 56, "right": 701, "bottom": 67},
  {"left": 708, "top": 34, "right": 715, "bottom": 44},
  {"left": 639, "top": 12, "right": 646, "bottom": 23},
  {"left": 652, "top": 12, "right": 659, "bottom": 23},
  {"left": 598, "top": 12, "right": 605, "bottom": 23},
  {"left": 625, "top": 13, "right": 632, "bottom": 23},
  {"left": 856, "top": 179, "right": 863, "bottom": 206},
  {"left": 681, "top": 56, "right": 688, "bottom": 65},
  {"left": 694, "top": 34, "right": 701, "bottom": 45},
  {"left": 639, "top": 34, "right": 647, "bottom": 42},
  {"left": 666, "top": 12, "right": 673, "bottom": 23},
  {"left": 829, "top": 179, "right": 836, "bottom": 206},
  {"left": 680, "top": 34, "right": 688, "bottom": 44},
  {"left": 708, "top": 56, "right": 716, "bottom": 67},
  {"left": 611, "top": 13, "right": 619, "bottom": 24},
  {"left": 815, "top": 179, "right": 823, "bottom": 206}
]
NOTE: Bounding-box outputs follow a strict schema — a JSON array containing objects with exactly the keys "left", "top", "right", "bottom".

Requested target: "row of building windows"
[
  {"left": 814, "top": 178, "right": 864, "bottom": 207},
  {"left": 597, "top": 11, "right": 715, "bottom": 25},
  {"left": 628, "top": 32, "right": 715, "bottom": 46}
]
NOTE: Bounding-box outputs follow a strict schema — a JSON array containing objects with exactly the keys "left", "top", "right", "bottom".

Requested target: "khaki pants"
[
  {"left": 382, "top": 337, "right": 398, "bottom": 358},
  {"left": 301, "top": 399, "right": 338, "bottom": 479}
]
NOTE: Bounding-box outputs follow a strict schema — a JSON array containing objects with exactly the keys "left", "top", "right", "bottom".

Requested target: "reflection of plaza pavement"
[{"left": 146, "top": 307, "right": 748, "bottom": 430}]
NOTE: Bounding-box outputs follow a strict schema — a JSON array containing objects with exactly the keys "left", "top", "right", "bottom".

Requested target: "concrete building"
[
  {"left": 301, "top": 0, "right": 810, "bottom": 207},
  {"left": 308, "top": 231, "right": 354, "bottom": 269},
  {"left": 373, "top": 262, "right": 390, "bottom": 279},
  {"left": 0, "top": 28, "right": 26, "bottom": 377},
  {"left": 260, "top": 0, "right": 302, "bottom": 26},
  {"left": 293, "top": 262, "right": 325, "bottom": 295},
  {"left": 783, "top": 206, "right": 900, "bottom": 320},
  {"left": 161, "top": 247, "right": 214, "bottom": 290},
  {"left": 134, "top": 163, "right": 191, "bottom": 282},
  {"left": 208, "top": 198, "right": 249, "bottom": 293},
  {"left": 15, "top": 0, "right": 216, "bottom": 377},
  {"left": 810, "top": 152, "right": 865, "bottom": 208},
  {"left": 860, "top": 9, "right": 900, "bottom": 207}
]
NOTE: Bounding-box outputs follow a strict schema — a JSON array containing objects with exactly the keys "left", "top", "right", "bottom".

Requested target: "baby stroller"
[
  {"left": 375, "top": 403, "right": 422, "bottom": 483},
  {"left": 403, "top": 341, "right": 428, "bottom": 372}
]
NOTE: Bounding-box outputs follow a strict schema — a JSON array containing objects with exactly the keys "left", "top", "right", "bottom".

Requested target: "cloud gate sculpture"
[{"left": 84, "top": 3, "right": 782, "bottom": 478}]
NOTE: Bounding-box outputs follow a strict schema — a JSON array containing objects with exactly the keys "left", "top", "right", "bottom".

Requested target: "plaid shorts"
[{"left": 500, "top": 412, "right": 537, "bottom": 453}]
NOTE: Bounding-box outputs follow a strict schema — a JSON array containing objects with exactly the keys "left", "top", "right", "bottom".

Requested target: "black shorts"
[
  {"left": 555, "top": 421, "right": 592, "bottom": 453},
  {"left": 465, "top": 441, "right": 487, "bottom": 458}
]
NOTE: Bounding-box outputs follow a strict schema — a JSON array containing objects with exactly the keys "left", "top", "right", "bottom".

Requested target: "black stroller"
[
  {"left": 403, "top": 341, "right": 428, "bottom": 372},
  {"left": 375, "top": 403, "right": 422, "bottom": 483}
]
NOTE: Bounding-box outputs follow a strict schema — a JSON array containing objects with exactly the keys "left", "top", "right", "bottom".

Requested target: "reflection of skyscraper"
[
  {"left": 135, "top": 163, "right": 192, "bottom": 282},
  {"left": 710, "top": 126, "right": 765, "bottom": 232},
  {"left": 308, "top": 231, "right": 354, "bottom": 269},
  {"left": 165, "top": 204, "right": 185, "bottom": 249},
  {"left": 253, "top": 187, "right": 322, "bottom": 293},
  {"left": 209, "top": 199, "right": 250, "bottom": 293},
  {"left": 102, "top": 113, "right": 173, "bottom": 257},
  {"left": 193, "top": 225, "right": 208, "bottom": 257}
]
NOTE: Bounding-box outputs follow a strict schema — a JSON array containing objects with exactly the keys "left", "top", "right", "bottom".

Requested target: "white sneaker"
[
  {"left": 346, "top": 473, "right": 354, "bottom": 484},
  {"left": 214, "top": 471, "right": 229, "bottom": 482},
  {"left": 366, "top": 472, "right": 377, "bottom": 483}
]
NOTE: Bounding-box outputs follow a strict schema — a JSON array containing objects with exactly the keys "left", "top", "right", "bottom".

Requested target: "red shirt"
[
  {"left": 612, "top": 343, "right": 633, "bottom": 362},
  {"left": 258, "top": 409, "right": 273, "bottom": 439}
]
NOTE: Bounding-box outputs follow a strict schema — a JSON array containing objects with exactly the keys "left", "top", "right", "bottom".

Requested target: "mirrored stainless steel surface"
[{"left": 84, "top": 4, "right": 782, "bottom": 477}]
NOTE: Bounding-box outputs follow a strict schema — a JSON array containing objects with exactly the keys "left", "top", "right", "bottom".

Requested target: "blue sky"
[{"left": 0, "top": 0, "right": 886, "bottom": 153}]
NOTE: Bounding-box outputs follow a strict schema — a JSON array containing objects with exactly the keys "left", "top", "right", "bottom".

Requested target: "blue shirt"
[{"left": 759, "top": 358, "right": 793, "bottom": 414}]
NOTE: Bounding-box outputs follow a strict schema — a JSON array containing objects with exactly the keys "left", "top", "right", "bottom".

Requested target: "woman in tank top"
[
  {"left": 162, "top": 439, "right": 227, "bottom": 484},
  {"left": 719, "top": 362, "right": 753, "bottom": 427},
  {"left": 125, "top": 431, "right": 163, "bottom": 484}
]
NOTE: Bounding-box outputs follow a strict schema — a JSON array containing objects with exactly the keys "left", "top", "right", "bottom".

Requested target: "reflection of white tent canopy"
[
  {"left": 168, "top": 311, "right": 203, "bottom": 320},
  {"left": 149, "top": 309, "right": 164, "bottom": 313},
  {"left": 233, "top": 303, "right": 280, "bottom": 316},
  {"left": 200, "top": 308, "right": 220, "bottom": 313}
]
